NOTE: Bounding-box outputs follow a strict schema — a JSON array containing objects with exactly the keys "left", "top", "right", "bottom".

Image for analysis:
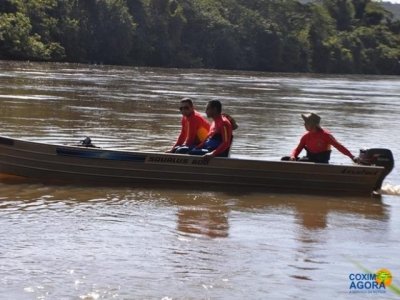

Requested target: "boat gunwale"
[{"left": 0, "top": 135, "right": 385, "bottom": 171}]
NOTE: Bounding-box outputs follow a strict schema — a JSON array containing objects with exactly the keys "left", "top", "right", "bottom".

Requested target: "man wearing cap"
[
  {"left": 283, "top": 112, "right": 357, "bottom": 163},
  {"left": 168, "top": 98, "right": 210, "bottom": 153}
]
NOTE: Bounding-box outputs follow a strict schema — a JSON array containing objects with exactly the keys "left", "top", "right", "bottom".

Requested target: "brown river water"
[{"left": 0, "top": 61, "right": 399, "bottom": 299}]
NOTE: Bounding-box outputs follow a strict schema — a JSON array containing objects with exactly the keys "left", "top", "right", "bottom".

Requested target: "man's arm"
[
  {"left": 290, "top": 135, "right": 306, "bottom": 159},
  {"left": 171, "top": 118, "right": 186, "bottom": 149},
  {"left": 326, "top": 134, "right": 354, "bottom": 159},
  {"left": 183, "top": 117, "right": 197, "bottom": 146},
  {"left": 208, "top": 124, "right": 231, "bottom": 157}
]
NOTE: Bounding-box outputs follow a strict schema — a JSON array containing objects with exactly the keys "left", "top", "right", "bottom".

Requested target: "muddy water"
[{"left": 0, "top": 61, "right": 399, "bottom": 299}]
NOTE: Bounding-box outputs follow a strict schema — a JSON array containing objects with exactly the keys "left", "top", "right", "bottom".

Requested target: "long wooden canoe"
[{"left": 0, "top": 136, "right": 393, "bottom": 195}]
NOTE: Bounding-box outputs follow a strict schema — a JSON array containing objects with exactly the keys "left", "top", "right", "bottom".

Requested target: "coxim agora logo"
[{"left": 349, "top": 269, "right": 392, "bottom": 294}]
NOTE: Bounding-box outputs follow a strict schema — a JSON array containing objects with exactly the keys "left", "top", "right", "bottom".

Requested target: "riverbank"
[{"left": 1, "top": 0, "right": 400, "bottom": 75}]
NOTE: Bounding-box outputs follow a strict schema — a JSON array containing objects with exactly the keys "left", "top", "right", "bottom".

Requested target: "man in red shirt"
[
  {"left": 168, "top": 98, "right": 210, "bottom": 153},
  {"left": 189, "top": 100, "right": 233, "bottom": 158},
  {"left": 283, "top": 113, "right": 357, "bottom": 163}
]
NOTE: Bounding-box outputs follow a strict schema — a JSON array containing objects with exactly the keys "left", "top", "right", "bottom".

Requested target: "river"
[{"left": 0, "top": 61, "right": 399, "bottom": 299}]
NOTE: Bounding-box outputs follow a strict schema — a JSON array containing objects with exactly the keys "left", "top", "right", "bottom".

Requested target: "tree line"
[{"left": 1, "top": 0, "right": 400, "bottom": 74}]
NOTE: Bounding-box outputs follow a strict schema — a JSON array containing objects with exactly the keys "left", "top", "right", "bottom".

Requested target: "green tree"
[
  {"left": 323, "top": 0, "right": 355, "bottom": 31},
  {"left": 363, "top": 1, "right": 387, "bottom": 26},
  {"left": 0, "top": 0, "right": 400, "bottom": 74},
  {"left": 308, "top": 4, "right": 336, "bottom": 72},
  {"left": 141, "top": 0, "right": 187, "bottom": 66},
  {"left": 0, "top": 0, "right": 64, "bottom": 60},
  {"left": 179, "top": 0, "right": 239, "bottom": 68},
  {"left": 73, "top": 0, "right": 136, "bottom": 64}
]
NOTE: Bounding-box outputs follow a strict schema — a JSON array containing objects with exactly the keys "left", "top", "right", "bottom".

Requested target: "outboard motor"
[{"left": 358, "top": 148, "right": 395, "bottom": 190}]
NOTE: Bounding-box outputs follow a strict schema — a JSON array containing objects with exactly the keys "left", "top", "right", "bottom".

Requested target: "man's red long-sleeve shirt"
[
  {"left": 291, "top": 128, "right": 354, "bottom": 159},
  {"left": 174, "top": 110, "right": 210, "bottom": 148}
]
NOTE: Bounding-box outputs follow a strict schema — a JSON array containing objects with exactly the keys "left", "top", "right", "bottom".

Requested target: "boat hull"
[{"left": 0, "top": 136, "right": 387, "bottom": 195}]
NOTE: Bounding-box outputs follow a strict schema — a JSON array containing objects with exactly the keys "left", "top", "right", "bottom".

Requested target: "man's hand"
[
  {"left": 289, "top": 156, "right": 297, "bottom": 161},
  {"left": 202, "top": 152, "right": 215, "bottom": 163}
]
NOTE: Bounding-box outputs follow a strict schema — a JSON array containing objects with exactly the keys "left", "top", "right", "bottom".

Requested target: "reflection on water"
[
  {"left": 177, "top": 206, "right": 230, "bottom": 238},
  {"left": 0, "top": 183, "right": 397, "bottom": 298},
  {"left": 0, "top": 61, "right": 399, "bottom": 299}
]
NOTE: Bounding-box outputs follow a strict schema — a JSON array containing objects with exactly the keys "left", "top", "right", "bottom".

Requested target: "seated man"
[
  {"left": 168, "top": 98, "right": 210, "bottom": 153},
  {"left": 189, "top": 100, "right": 233, "bottom": 159},
  {"left": 282, "top": 113, "right": 357, "bottom": 163}
]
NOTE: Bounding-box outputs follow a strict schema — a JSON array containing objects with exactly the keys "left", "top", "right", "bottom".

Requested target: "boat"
[{"left": 0, "top": 136, "right": 394, "bottom": 195}]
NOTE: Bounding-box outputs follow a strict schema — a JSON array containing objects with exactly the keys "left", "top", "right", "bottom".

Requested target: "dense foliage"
[{"left": 1, "top": 0, "right": 400, "bottom": 74}]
